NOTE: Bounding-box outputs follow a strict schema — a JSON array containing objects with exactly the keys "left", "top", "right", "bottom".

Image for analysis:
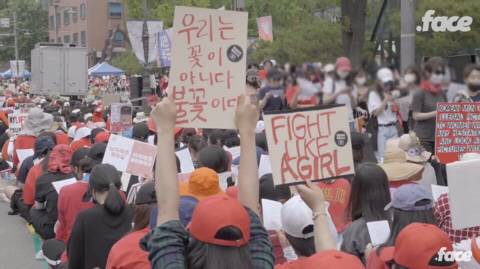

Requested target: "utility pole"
[
  {"left": 13, "top": 9, "right": 19, "bottom": 78},
  {"left": 400, "top": 0, "right": 416, "bottom": 72},
  {"left": 141, "top": 0, "right": 151, "bottom": 111}
]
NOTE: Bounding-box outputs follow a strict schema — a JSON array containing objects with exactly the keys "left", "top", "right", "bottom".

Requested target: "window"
[
  {"left": 80, "top": 31, "right": 86, "bottom": 47},
  {"left": 49, "top": 15, "right": 54, "bottom": 30},
  {"left": 64, "top": 35, "right": 70, "bottom": 44},
  {"left": 73, "top": 33, "right": 78, "bottom": 45},
  {"left": 64, "top": 10, "right": 70, "bottom": 26},
  {"left": 108, "top": 2, "right": 122, "bottom": 18},
  {"left": 80, "top": 4, "right": 86, "bottom": 19},
  {"left": 113, "top": 31, "right": 125, "bottom": 46},
  {"left": 55, "top": 13, "right": 60, "bottom": 30},
  {"left": 72, "top": 7, "right": 78, "bottom": 23}
]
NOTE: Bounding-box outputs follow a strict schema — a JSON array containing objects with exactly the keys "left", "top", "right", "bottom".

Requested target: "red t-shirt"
[
  {"left": 285, "top": 85, "right": 318, "bottom": 107},
  {"left": 70, "top": 138, "right": 91, "bottom": 152},
  {"left": 56, "top": 181, "right": 94, "bottom": 243},
  {"left": 55, "top": 132, "right": 70, "bottom": 145},
  {"left": 106, "top": 228, "right": 150, "bottom": 269},
  {"left": 13, "top": 135, "right": 36, "bottom": 168},
  {"left": 318, "top": 178, "right": 352, "bottom": 232},
  {"left": 23, "top": 163, "right": 44, "bottom": 206}
]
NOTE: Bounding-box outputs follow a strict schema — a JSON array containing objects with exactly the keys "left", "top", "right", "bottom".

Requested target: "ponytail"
[{"left": 103, "top": 182, "right": 125, "bottom": 215}]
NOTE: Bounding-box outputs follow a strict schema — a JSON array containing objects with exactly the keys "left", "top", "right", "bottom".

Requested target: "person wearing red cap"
[
  {"left": 367, "top": 223, "right": 457, "bottom": 269},
  {"left": 141, "top": 95, "right": 274, "bottom": 269},
  {"left": 323, "top": 56, "right": 357, "bottom": 130}
]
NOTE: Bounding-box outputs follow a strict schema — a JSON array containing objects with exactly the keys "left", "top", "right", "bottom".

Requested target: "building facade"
[{"left": 47, "top": 0, "right": 127, "bottom": 64}]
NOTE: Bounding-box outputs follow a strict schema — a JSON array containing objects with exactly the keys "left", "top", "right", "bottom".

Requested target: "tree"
[
  {"left": 111, "top": 50, "right": 144, "bottom": 75},
  {"left": 0, "top": 0, "right": 48, "bottom": 66},
  {"left": 340, "top": 0, "right": 367, "bottom": 68}
]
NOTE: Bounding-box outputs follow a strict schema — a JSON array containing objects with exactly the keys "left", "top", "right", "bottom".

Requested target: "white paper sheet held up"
[
  {"left": 175, "top": 148, "right": 195, "bottom": 173},
  {"left": 258, "top": 155, "right": 272, "bottom": 178},
  {"left": 261, "top": 199, "right": 283, "bottom": 231},
  {"left": 367, "top": 220, "right": 391, "bottom": 246},
  {"left": 17, "top": 149, "right": 34, "bottom": 164},
  {"left": 52, "top": 178, "right": 77, "bottom": 193}
]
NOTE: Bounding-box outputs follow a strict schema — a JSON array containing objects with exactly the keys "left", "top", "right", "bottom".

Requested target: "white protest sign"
[
  {"left": 8, "top": 110, "right": 28, "bottom": 135},
  {"left": 52, "top": 178, "right": 77, "bottom": 193},
  {"left": 261, "top": 199, "right": 283, "bottom": 231},
  {"left": 258, "top": 154, "right": 272, "bottom": 178},
  {"left": 264, "top": 106, "right": 354, "bottom": 185},
  {"left": 175, "top": 147, "right": 195, "bottom": 173},
  {"left": 17, "top": 149, "right": 34, "bottom": 166},
  {"left": 447, "top": 159, "right": 480, "bottom": 229},
  {"left": 103, "top": 134, "right": 157, "bottom": 178},
  {"left": 170, "top": 6, "right": 248, "bottom": 128},
  {"left": 367, "top": 220, "right": 391, "bottom": 246},
  {"left": 224, "top": 146, "right": 241, "bottom": 160},
  {"left": 431, "top": 184, "right": 449, "bottom": 201},
  {"left": 120, "top": 172, "right": 131, "bottom": 192},
  {"left": 218, "top": 171, "right": 232, "bottom": 191}
]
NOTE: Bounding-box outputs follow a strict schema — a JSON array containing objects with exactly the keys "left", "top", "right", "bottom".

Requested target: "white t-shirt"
[
  {"left": 367, "top": 91, "right": 397, "bottom": 125},
  {"left": 454, "top": 238, "right": 480, "bottom": 269},
  {"left": 323, "top": 78, "right": 357, "bottom": 122}
]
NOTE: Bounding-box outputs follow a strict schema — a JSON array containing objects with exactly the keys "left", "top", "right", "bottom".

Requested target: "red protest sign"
[
  {"left": 435, "top": 102, "right": 480, "bottom": 164},
  {"left": 169, "top": 6, "right": 248, "bottom": 129},
  {"left": 264, "top": 106, "right": 354, "bottom": 186},
  {"left": 110, "top": 103, "right": 132, "bottom": 133}
]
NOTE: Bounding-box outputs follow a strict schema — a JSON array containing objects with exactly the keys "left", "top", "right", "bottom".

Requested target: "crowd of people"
[{"left": 0, "top": 55, "right": 479, "bottom": 269}]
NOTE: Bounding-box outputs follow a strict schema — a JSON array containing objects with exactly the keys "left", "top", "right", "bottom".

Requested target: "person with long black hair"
[{"left": 67, "top": 164, "right": 133, "bottom": 269}]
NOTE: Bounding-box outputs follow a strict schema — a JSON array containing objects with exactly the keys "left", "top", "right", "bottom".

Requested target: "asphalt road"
[{"left": 0, "top": 180, "right": 45, "bottom": 269}]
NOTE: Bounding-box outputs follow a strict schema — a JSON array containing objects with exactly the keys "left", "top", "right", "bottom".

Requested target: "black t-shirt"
[
  {"left": 35, "top": 171, "right": 77, "bottom": 224},
  {"left": 257, "top": 85, "right": 286, "bottom": 112},
  {"left": 67, "top": 205, "right": 134, "bottom": 269}
]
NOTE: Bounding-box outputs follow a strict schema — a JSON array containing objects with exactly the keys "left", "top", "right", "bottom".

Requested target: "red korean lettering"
[
  {"left": 207, "top": 47, "right": 223, "bottom": 66},
  {"left": 178, "top": 14, "right": 197, "bottom": 45},
  {"left": 199, "top": 72, "right": 214, "bottom": 85},
  {"left": 172, "top": 86, "right": 186, "bottom": 100},
  {"left": 175, "top": 101, "right": 189, "bottom": 125},
  {"left": 218, "top": 16, "right": 234, "bottom": 40},
  {"left": 189, "top": 88, "right": 206, "bottom": 99},
  {"left": 188, "top": 45, "right": 203, "bottom": 69},
  {"left": 189, "top": 97, "right": 208, "bottom": 123}
]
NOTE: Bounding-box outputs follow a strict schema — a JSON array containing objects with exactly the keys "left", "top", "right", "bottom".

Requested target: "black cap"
[
  {"left": 132, "top": 122, "right": 149, "bottom": 140},
  {"left": 90, "top": 163, "right": 121, "bottom": 192},
  {"left": 71, "top": 148, "right": 89, "bottom": 167},
  {"left": 135, "top": 181, "right": 156, "bottom": 205},
  {"left": 87, "top": 142, "right": 107, "bottom": 162}
]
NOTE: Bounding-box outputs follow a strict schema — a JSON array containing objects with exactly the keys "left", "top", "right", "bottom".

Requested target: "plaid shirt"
[
  {"left": 434, "top": 193, "right": 480, "bottom": 243},
  {"left": 141, "top": 208, "right": 274, "bottom": 269}
]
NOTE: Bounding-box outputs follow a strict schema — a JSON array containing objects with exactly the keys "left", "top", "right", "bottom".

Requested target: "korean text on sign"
[
  {"left": 435, "top": 102, "right": 480, "bottom": 164},
  {"left": 264, "top": 106, "right": 355, "bottom": 186},
  {"left": 169, "top": 6, "right": 248, "bottom": 128}
]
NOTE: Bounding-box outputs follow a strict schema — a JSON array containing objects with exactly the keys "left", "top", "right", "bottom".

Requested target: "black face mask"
[{"left": 468, "top": 83, "right": 480, "bottom": 92}]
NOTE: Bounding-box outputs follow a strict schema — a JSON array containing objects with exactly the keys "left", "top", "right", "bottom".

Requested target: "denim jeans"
[{"left": 375, "top": 125, "right": 398, "bottom": 162}]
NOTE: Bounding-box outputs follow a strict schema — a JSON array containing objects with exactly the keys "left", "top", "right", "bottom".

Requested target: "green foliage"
[
  {"left": 111, "top": 50, "right": 144, "bottom": 75},
  {"left": 0, "top": 0, "right": 48, "bottom": 65}
]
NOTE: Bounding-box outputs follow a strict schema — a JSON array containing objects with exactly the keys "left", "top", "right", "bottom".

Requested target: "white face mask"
[
  {"left": 404, "top": 73, "right": 416, "bottom": 84},
  {"left": 337, "top": 71, "right": 349, "bottom": 79},
  {"left": 430, "top": 74, "right": 444, "bottom": 85},
  {"left": 355, "top": 77, "right": 367, "bottom": 86}
]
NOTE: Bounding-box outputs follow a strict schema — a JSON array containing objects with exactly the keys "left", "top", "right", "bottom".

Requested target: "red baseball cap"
[
  {"left": 304, "top": 250, "right": 365, "bottom": 269},
  {"left": 335, "top": 57, "right": 352, "bottom": 72},
  {"left": 380, "top": 223, "right": 458, "bottom": 269},
  {"left": 189, "top": 195, "right": 250, "bottom": 247}
]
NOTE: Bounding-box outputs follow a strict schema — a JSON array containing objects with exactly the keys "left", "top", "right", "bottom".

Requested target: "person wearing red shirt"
[
  {"left": 23, "top": 162, "right": 45, "bottom": 206},
  {"left": 318, "top": 178, "right": 352, "bottom": 233}
]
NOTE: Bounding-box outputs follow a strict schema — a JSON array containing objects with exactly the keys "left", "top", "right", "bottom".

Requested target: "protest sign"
[
  {"left": 52, "top": 178, "right": 77, "bottom": 193},
  {"left": 258, "top": 154, "right": 272, "bottom": 178},
  {"left": 110, "top": 103, "right": 132, "bottom": 133},
  {"left": 17, "top": 149, "right": 34, "bottom": 166},
  {"left": 169, "top": 6, "right": 248, "bottom": 128},
  {"left": 431, "top": 184, "right": 449, "bottom": 201},
  {"left": 175, "top": 147, "right": 195, "bottom": 173},
  {"left": 256, "top": 16, "right": 273, "bottom": 42},
  {"left": 446, "top": 158, "right": 480, "bottom": 229},
  {"left": 103, "top": 134, "right": 157, "bottom": 178},
  {"left": 8, "top": 110, "right": 28, "bottom": 135},
  {"left": 261, "top": 199, "right": 283, "bottom": 231},
  {"left": 156, "top": 28, "right": 173, "bottom": 67},
  {"left": 264, "top": 105, "right": 354, "bottom": 185},
  {"left": 367, "top": 220, "right": 391, "bottom": 246},
  {"left": 435, "top": 102, "right": 480, "bottom": 164}
]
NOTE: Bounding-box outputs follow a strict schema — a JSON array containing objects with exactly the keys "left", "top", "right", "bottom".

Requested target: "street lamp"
[{"left": 141, "top": 0, "right": 151, "bottom": 112}]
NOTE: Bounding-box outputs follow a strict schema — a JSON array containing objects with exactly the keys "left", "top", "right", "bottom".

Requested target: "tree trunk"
[{"left": 341, "top": 0, "right": 367, "bottom": 68}]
